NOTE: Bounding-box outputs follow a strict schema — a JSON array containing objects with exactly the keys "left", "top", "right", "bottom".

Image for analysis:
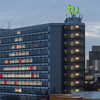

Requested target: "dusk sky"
[{"left": 0, "top": 0, "right": 100, "bottom": 59}]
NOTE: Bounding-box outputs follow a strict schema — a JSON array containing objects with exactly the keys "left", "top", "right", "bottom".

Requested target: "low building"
[{"left": 50, "top": 91, "right": 100, "bottom": 100}]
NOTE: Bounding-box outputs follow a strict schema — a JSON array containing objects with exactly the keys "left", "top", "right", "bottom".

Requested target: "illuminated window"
[
  {"left": 75, "top": 81, "right": 80, "bottom": 84},
  {"left": 22, "top": 52, "right": 25, "bottom": 55},
  {"left": 75, "top": 57, "right": 79, "bottom": 60},
  {"left": 35, "top": 44, "right": 38, "bottom": 47},
  {"left": 22, "top": 44, "right": 25, "bottom": 48},
  {"left": 33, "top": 66, "right": 37, "bottom": 70},
  {"left": 26, "top": 81, "right": 30, "bottom": 85},
  {"left": 18, "top": 45, "right": 21, "bottom": 49},
  {"left": 5, "top": 60, "right": 8, "bottom": 64},
  {"left": 37, "top": 81, "right": 42, "bottom": 85},
  {"left": 26, "top": 51, "right": 29, "bottom": 55},
  {"left": 64, "top": 50, "right": 67, "bottom": 54},
  {"left": 15, "top": 38, "right": 19, "bottom": 42},
  {"left": 64, "top": 42, "right": 67, "bottom": 45},
  {"left": 75, "top": 41, "right": 80, "bottom": 44},
  {"left": 71, "top": 65, "right": 74, "bottom": 70},
  {"left": 71, "top": 26, "right": 74, "bottom": 30},
  {"left": 75, "top": 65, "right": 79, "bottom": 68},
  {"left": 64, "top": 26, "right": 67, "bottom": 29},
  {"left": 15, "top": 59, "right": 19, "bottom": 63},
  {"left": 71, "top": 89, "right": 74, "bottom": 94},
  {"left": 64, "top": 65, "right": 67, "bottom": 69},
  {"left": 75, "top": 73, "right": 79, "bottom": 76},
  {"left": 90, "top": 81, "right": 94, "bottom": 84},
  {"left": 64, "top": 58, "right": 67, "bottom": 62},
  {"left": 75, "top": 25, "right": 79, "bottom": 28},
  {"left": 71, "top": 33, "right": 74, "bottom": 38},
  {"left": 64, "top": 81, "right": 67, "bottom": 84},
  {"left": 11, "top": 45, "right": 15, "bottom": 49},
  {"left": 71, "top": 49, "right": 74, "bottom": 54},
  {"left": 17, "top": 30, "right": 21, "bottom": 34},
  {"left": 71, "top": 41, "right": 74, "bottom": 46},
  {"left": 71, "top": 57, "right": 74, "bottom": 62},
  {"left": 71, "top": 73, "right": 74, "bottom": 78},
  {"left": 64, "top": 34, "right": 67, "bottom": 37},
  {"left": 22, "top": 59, "right": 25, "bottom": 63},
  {"left": 75, "top": 89, "right": 79, "bottom": 92},
  {"left": 75, "top": 49, "right": 80, "bottom": 52},
  {"left": 64, "top": 73, "right": 67, "bottom": 76},
  {"left": 30, "top": 59, "right": 33, "bottom": 63},
  {"left": 75, "top": 33, "right": 79, "bottom": 36},
  {"left": 71, "top": 81, "right": 74, "bottom": 86},
  {"left": 26, "top": 59, "right": 29, "bottom": 63},
  {"left": 85, "top": 81, "right": 88, "bottom": 84},
  {"left": 15, "top": 88, "right": 22, "bottom": 92},
  {"left": 19, "top": 37, "right": 23, "bottom": 41}
]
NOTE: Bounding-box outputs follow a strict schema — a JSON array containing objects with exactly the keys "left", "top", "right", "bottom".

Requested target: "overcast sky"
[{"left": 0, "top": 0, "right": 100, "bottom": 59}]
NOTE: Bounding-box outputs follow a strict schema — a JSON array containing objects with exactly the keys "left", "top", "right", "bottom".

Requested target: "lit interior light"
[
  {"left": 75, "top": 57, "right": 79, "bottom": 60},
  {"left": 90, "top": 81, "right": 94, "bottom": 84},
  {"left": 75, "top": 33, "right": 79, "bottom": 36},
  {"left": 75, "top": 65, "right": 79, "bottom": 68},
  {"left": 75, "top": 81, "right": 80, "bottom": 84},
  {"left": 76, "top": 89, "right": 79, "bottom": 92},
  {"left": 15, "top": 88, "right": 22, "bottom": 92},
  {"left": 75, "top": 49, "right": 80, "bottom": 52},
  {"left": 75, "top": 25, "right": 79, "bottom": 28},
  {"left": 85, "top": 81, "right": 88, "bottom": 84},
  {"left": 75, "top": 41, "right": 80, "bottom": 44},
  {"left": 75, "top": 73, "right": 79, "bottom": 76},
  {"left": 17, "top": 30, "right": 21, "bottom": 34}
]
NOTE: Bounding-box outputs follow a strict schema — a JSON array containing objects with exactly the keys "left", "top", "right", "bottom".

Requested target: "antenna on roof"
[
  {"left": 81, "top": 14, "right": 83, "bottom": 19},
  {"left": 79, "top": 12, "right": 81, "bottom": 18},
  {"left": 66, "top": 14, "right": 67, "bottom": 18}
]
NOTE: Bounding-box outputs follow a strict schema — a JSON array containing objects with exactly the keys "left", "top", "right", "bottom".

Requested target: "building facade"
[
  {"left": 85, "top": 46, "right": 100, "bottom": 91},
  {"left": 0, "top": 15, "right": 85, "bottom": 100}
]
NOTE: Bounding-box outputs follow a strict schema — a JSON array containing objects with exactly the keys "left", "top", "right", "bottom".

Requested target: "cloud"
[{"left": 86, "top": 23, "right": 100, "bottom": 38}]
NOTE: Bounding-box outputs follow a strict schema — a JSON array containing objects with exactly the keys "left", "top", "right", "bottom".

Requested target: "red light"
[
  {"left": 0, "top": 74, "right": 2, "bottom": 78},
  {"left": 30, "top": 66, "right": 33, "bottom": 70},
  {"left": 15, "top": 81, "right": 17, "bottom": 85},
  {"left": 31, "top": 73, "right": 34, "bottom": 78},
  {"left": 15, "top": 45, "right": 17, "bottom": 49},
  {"left": 4, "top": 81, "right": 7, "bottom": 85},
  {"left": 8, "top": 60, "right": 10, "bottom": 63},
  {"left": 19, "top": 59, "right": 22, "bottom": 63}
]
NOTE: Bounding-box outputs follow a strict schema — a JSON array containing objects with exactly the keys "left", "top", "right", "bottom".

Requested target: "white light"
[
  {"left": 75, "top": 33, "right": 79, "bottom": 36},
  {"left": 75, "top": 49, "right": 80, "bottom": 52},
  {"left": 75, "top": 25, "right": 79, "bottom": 28},
  {"left": 75, "top": 41, "right": 80, "bottom": 44},
  {"left": 75, "top": 57, "right": 79, "bottom": 60},
  {"left": 75, "top": 73, "right": 79, "bottom": 76},
  {"left": 75, "top": 65, "right": 79, "bottom": 68},
  {"left": 76, "top": 89, "right": 79, "bottom": 92},
  {"left": 76, "top": 81, "right": 79, "bottom": 84}
]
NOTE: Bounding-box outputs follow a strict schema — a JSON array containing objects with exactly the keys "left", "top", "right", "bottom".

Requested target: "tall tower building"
[
  {"left": 63, "top": 15, "right": 85, "bottom": 93},
  {"left": 0, "top": 14, "right": 85, "bottom": 100}
]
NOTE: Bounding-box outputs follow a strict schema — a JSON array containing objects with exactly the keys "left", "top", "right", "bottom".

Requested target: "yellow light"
[{"left": 76, "top": 89, "right": 79, "bottom": 92}]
